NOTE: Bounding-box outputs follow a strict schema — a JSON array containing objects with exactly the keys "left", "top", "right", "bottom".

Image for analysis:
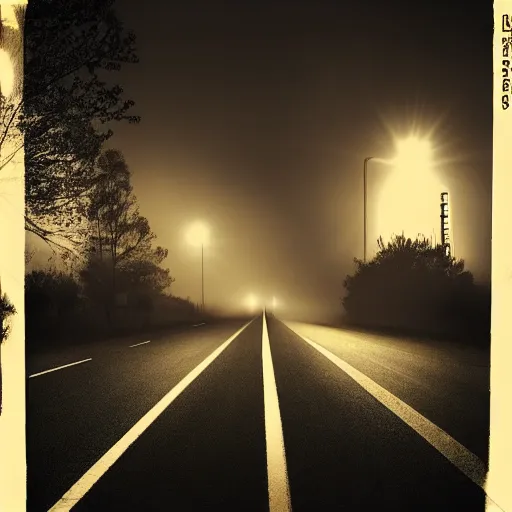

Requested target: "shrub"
[{"left": 342, "top": 234, "right": 489, "bottom": 343}]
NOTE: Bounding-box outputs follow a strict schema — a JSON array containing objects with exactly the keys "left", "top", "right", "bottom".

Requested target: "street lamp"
[
  {"left": 393, "top": 137, "right": 432, "bottom": 174},
  {"left": 363, "top": 137, "right": 433, "bottom": 262},
  {"left": 246, "top": 293, "right": 259, "bottom": 314},
  {"left": 363, "top": 156, "right": 375, "bottom": 263},
  {"left": 186, "top": 221, "right": 209, "bottom": 312}
]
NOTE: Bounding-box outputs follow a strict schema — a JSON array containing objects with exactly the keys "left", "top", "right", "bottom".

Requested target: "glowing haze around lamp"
[
  {"left": 374, "top": 136, "right": 445, "bottom": 256},
  {"left": 186, "top": 221, "right": 210, "bottom": 248},
  {"left": 185, "top": 221, "right": 209, "bottom": 312},
  {"left": 246, "top": 294, "right": 259, "bottom": 313},
  {"left": 392, "top": 137, "right": 432, "bottom": 174}
]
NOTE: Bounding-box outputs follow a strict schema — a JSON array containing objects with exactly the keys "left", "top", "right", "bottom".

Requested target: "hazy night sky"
[{"left": 29, "top": 0, "right": 493, "bottom": 321}]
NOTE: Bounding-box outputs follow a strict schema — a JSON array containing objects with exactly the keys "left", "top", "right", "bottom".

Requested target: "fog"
[{"left": 27, "top": 1, "right": 492, "bottom": 323}]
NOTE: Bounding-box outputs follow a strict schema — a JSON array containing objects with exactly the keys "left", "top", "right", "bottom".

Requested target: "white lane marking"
[
  {"left": 193, "top": 323, "right": 206, "bottom": 327},
  {"left": 262, "top": 311, "right": 292, "bottom": 512},
  {"left": 48, "top": 317, "right": 256, "bottom": 512},
  {"left": 129, "top": 340, "right": 151, "bottom": 348},
  {"left": 289, "top": 330, "right": 505, "bottom": 510},
  {"left": 28, "top": 358, "right": 92, "bottom": 379}
]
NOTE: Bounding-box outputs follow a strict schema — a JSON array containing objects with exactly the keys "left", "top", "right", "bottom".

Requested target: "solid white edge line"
[
  {"left": 129, "top": 341, "right": 151, "bottom": 348},
  {"left": 28, "top": 358, "right": 92, "bottom": 378},
  {"left": 47, "top": 316, "right": 257, "bottom": 512},
  {"left": 287, "top": 327, "right": 505, "bottom": 511},
  {"left": 262, "top": 311, "right": 292, "bottom": 512}
]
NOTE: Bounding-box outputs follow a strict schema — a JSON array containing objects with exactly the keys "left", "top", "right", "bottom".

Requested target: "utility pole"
[
  {"left": 201, "top": 243, "right": 204, "bottom": 312},
  {"left": 363, "top": 157, "right": 374, "bottom": 262}
]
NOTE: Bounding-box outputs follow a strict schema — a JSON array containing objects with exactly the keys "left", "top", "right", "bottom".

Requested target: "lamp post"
[
  {"left": 363, "top": 156, "right": 375, "bottom": 263},
  {"left": 363, "top": 137, "right": 433, "bottom": 263},
  {"left": 201, "top": 242, "right": 204, "bottom": 312},
  {"left": 186, "top": 221, "right": 209, "bottom": 313}
]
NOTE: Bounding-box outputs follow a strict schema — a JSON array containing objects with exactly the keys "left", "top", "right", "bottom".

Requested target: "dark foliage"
[
  {"left": 21, "top": 0, "right": 140, "bottom": 247},
  {"left": 342, "top": 234, "right": 490, "bottom": 344},
  {"left": 25, "top": 267, "right": 197, "bottom": 350},
  {"left": 25, "top": 269, "right": 82, "bottom": 340},
  {"left": 0, "top": 293, "right": 16, "bottom": 343},
  {"left": 79, "top": 148, "right": 175, "bottom": 325}
]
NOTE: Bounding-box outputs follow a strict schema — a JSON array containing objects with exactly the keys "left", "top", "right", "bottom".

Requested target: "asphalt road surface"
[{"left": 27, "top": 313, "right": 495, "bottom": 511}]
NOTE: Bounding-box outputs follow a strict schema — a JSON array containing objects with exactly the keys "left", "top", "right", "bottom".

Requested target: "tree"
[
  {"left": 11, "top": 0, "right": 140, "bottom": 248},
  {"left": 0, "top": 4, "right": 25, "bottom": 169},
  {"left": 86, "top": 149, "right": 156, "bottom": 285},
  {"left": 78, "top": 256, "right": 113, "bottom": 322},
  {"left": 342, "top": 233, "right": 479, "bottom": 339},
  {"left": 0, "top": 292, "right": 16, "bottom": 415},
  {"left": 88, "top": 148, "right": 131, "bottom": 261},
  {"left": 0, "top": 293, "right": 15, "bottom": 344},
  {"left": 25, "top": 269, "right": 82, "bottom": 340},
  {"left": 119, "top": 252, "right": 175, "bottom": 296},
  {"left": 80, "top": 149, "right": 174, "bottom": 324}
]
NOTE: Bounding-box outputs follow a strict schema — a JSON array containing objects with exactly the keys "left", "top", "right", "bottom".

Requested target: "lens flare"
[{"left": 372, "top": 138, "right": 447, "bottom": 254}]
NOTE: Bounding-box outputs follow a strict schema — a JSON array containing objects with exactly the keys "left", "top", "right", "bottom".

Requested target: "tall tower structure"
[{"left": 440, "top": 192, "right": 451, "bottom": 257}]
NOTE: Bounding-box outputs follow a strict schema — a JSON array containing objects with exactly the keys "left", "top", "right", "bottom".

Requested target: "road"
[{"left": 27, "top": 313, "right": 495, "bottom": 511}]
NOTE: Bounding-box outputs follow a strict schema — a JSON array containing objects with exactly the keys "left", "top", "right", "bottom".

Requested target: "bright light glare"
[
  {"left": 393, "top": 136, "right": 432, "bottom": 175},
  {"left": 373, "top": 136, "right": 445, "bottom": 256},
  {"left": 272, "top": 296, "right": 277, "bottom": 309},
  {"left": 186, "top": 221, "right": 209, "bottom": 247},
  {"left": 0, "top": 49, "right": 14, "bottom": 98},
  {"left": 246, "top": 293, "right": 259, "bottom": 312}
]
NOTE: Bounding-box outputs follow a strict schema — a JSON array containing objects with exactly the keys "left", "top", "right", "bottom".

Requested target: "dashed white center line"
[
  {"left": 129, "top": 340, "right": 151, "bottom": 348},
  {"left": 28, "top": 358, "right": 92, "bottom": 379},
  {"left": 262, "top": 311, "right": 292, "bottom": 512},
  {"left": 193, "top": 322, "right": 206, "bottom": 327},
  {"left": 47, "top": 317, "right": 255, "bottom": 512}
]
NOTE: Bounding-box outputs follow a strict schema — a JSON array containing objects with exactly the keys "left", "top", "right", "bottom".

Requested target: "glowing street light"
[
  {"left": 392, "top": 136, "right": 432, "bottom": 175},
  {"left": 363, "top": 156, "right": 375, "bottom": 263},
  {"left": 186, "top": 221, "right": 209, "bottom": 248},
  {"left": 246, "top": 293, "right": 259, "bottom": 313},
  {"left": 186, "top": 221, "right": 209, "bottom": 312},
  {"left": 363, "top": 136, "right": 435, "bottom": 262}
]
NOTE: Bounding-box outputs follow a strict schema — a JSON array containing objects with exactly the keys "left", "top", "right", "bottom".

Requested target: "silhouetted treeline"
[
  {"left": 342, "top": 235, "right": 490, "bottom": 345},
  {"left": 25, "top": 267, "right": 200, "bottom": 349},
  {"left": 25, "top": 148, "right": 201, "bottom": 351}
]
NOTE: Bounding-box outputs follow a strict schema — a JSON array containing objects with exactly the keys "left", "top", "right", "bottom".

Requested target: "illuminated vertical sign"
[{"left": 440, "top": 192, "right": 451, "bottom": 256}]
